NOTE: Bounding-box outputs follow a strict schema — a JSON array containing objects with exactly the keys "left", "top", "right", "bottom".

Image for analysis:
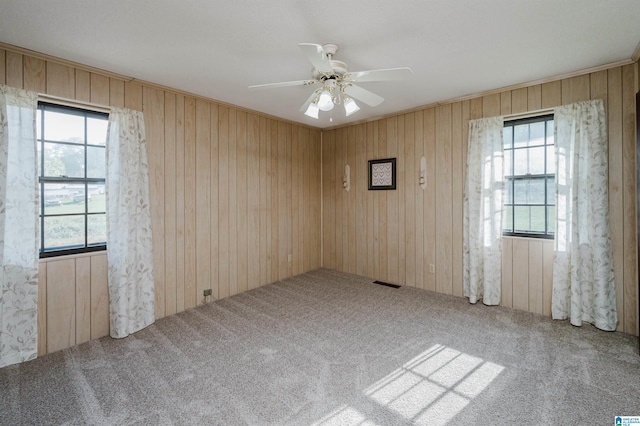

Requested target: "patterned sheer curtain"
[
  {"left": 463, "top": 116, "right": 504, "bottom": 305},
  {"left": 552, "top": 99, "right": 617, "bottom": 331},
  {"left": 0, "top": 85, "right": 39, "bottom": 368},
  {"left": 106, "top": 108, "right": 155, "bottom": 339}
]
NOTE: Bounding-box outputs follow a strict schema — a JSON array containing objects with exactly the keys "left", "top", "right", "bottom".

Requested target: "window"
[
  {"left": 503, "top": 114, "right": 555, "bottom": 238},
  {"left": 37, "top": 102, "right": 108, "bottom": 257}
]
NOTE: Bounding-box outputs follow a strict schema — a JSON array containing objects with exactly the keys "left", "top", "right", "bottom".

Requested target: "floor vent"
[{"left": 372, "top": 280, "right": 401, "bottom": 289}]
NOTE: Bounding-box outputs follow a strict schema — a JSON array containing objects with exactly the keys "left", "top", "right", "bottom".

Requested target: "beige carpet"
[{"left": 1, "top": 268, "right": 639, "bottom": 425}]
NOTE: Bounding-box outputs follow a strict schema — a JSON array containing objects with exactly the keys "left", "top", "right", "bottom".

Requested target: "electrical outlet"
[
  {"left": 429, "top": 264, "right": 435, "bottom": 274},
  {"left": 203, "top": 289, "right": 212, "bottom": 297},
  {"left": 288, "top": 254, "right": 292, "bottom": 263}
]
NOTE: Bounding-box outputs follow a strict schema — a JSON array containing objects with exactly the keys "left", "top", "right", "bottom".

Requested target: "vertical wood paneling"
[
  {"left": 109, "top": 78, "right": 125, "bottom": 108},
  {"left": 75, "top": 69, "right": 90, "bottom": 102},
  {"left": 46, "top": 62, "right": 74, "bottom": 99},
  {"left": 347, "top": 126, "right": 357, "bottom": 275},
  {"left": 7, "top": 47, "right": 322, "bottom": 357},
  {"left": 23, "top": 57, "right": 45, "bottom": 92},
  {"left": 451, "top": 102, "right": 464, "bottom": 297},
  {"left": 90, "top": 73, "right": 109, "bottom": 105},
  {"left": 218, "top": 106, "right": 230, "bottom": 297},
  {"left": 90, "top": 254, "right": 109, "bottom": 339},
  {"left": 621, "top": 64, "right": 638, "bottom": 335},
  {"left": 356, "top": 124, "right": 367, "bottom": 277},
  {"left": 37, "top": 262, "right": 47, "bottom": 356},
  {"left": 236, "top": 111, "right": 249, "bottom": 293},
  {"left": 423, "top": 109, "right": 436, "bottom": 292},
  {"left": 501, "top": 238, "right": 513, "bottom": 308},
  {"left": 404, "top": 114, "right": 416, "bottom": 287},
  {"left": 542, "top": 242, "right": 554, "bottom": 317},
  {"left": 124, "top": 80, "right": 142, "bottom": 110},
  {"left": 321, "top": 63, "right": 637, "bottom": 336},
  {"left": 46, "top": 259, "right": 76, "bottom": 353},
  {"left": 387, "top": 117, "right": 400, "bottom": 283},
  {"left": 5, "top": 51, "right": 23, "bottom": 88},
  {"left": 175, "top": 95, "right": 186, "bottom": 311},
  {"left": 75, "top": 257, "right": 91, "bottom": 345},
  {"left": 528, "top": 240, "right": 543, "bottom": 315},
  {"left": 210, "top": 105, "right": 220, "bottom": 296},
  {"left": 414, "top": 112, "right": 425, "bottom": 290},
  {"left": 247, "top": 113, "right": 260, "bottom": 287},
  {"left": 195, "top": 99, "right": 211, "bottom": 305},
  {"left": 435, "top": 105, "right": 452, "bottom": 295},
  {"left": 512, "top": 239, "right": 529, "bottom": 311},
  {"left": 0, "top": 49, "right": 6, "bottom": 84},
  {"left": 164, "top": 92, "right": 177, "bottom": 316},
  {"left": 183, "top": 98, "right": 197, "bottom": 308}
]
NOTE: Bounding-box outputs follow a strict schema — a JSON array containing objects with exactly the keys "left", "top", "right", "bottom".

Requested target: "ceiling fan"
[{"left": 249, "top": 43, "right": 413, "bottom": 120}]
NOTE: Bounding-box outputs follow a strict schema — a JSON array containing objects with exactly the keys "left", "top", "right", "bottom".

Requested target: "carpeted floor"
[{"left": 1, "top": 268, "right": 639, "bottom": 425}]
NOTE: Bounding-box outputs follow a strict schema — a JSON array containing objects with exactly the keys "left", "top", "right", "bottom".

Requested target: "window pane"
[
  {"left": 503, "top": 127, "right": 513, "bottom": 149},
  {"left": 504, "top": 149, "right": 512, "bottom": 176},
  {"left": 43, "top": 183, "right": 84, "bottom": 214},
  {"left": 513, "top": 124, "right": 529, "bottom": 148},
  {"left": 529, "top": 121, "right": 545, "bottom": 146},
  {"left": 88, "top": 214, "right": 106, "bottom": 245},
  {"left": 546, "top": 145, "right": 554, "bottom": 173},
  {"left": 548, "top": 206, "right": 555, "bottom": 234},
  {"left": 44, "top": 215, "right": 84, "bottom": 250},
  {"left": 503, "top": 206, "right": 513, "bottom": 232},
  {"left": 37, "top": 109, "right": 42, "bottom": 140},
  {"left": 529, "top": 206, "right": 546, "bottom": 232},
  {"left": 513, "top": 146, "right": 545, "bottom": 175},
  {"left": 504, "top": 179, "right": 513, "bottom": 204},
  {"left": 513, "top": 178, "right": 545, "bottom": 204},
  {"left": 87, "top": 146, "right": 105, "bottom": 178},
  {"left": 87, "top": 117, "right": 108, "bottom": 145},
  {"left": 44, "top": 110, "right": 84, "bottom": 143},
  {"left": 546, "top": 177, "right": 555, "bottom": 205},
  {"left": 546, "top": 120, "right": 554, "bottom": 145},
  {"left": 88, "top": 184, "right": 105, "bottom": 213},
  {"left": 514, "top": 206, "right": 530, "bottom": 232},
  {"left": 44, "top": 142, "right": 84, "bottom": 177}
]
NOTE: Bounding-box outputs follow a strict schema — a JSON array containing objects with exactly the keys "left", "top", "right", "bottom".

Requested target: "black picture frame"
[{"left": 368, "top": 158, "right": 396, "bottom": 190}]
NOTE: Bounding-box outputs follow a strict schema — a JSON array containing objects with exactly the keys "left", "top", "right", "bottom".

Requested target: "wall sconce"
[
  {"left": 419, "top": 156, "right": 427, "bottom": 190},
  {"left": 343, "top": 164, "right": 350, "bottom": 191}
]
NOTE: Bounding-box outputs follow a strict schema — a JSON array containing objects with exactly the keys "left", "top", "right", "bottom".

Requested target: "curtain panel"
[
  {"left": 0, "top": 85, "right": 39, "bottom": 368},
  {"left": 463, "top": 116, "right": 504, "bottom": 305},
  {"left": 106, "top": 108, "right": 155, "bottom": 339},
  {"left": 552, "top": 99, "right": 617, "bottom": 331}
]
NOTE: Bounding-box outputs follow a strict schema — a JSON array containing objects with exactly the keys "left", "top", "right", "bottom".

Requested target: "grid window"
[
  {"left": 503, "top": 114, "right": 555, "bottom": 238},
  {"left": 37, "top": 102, "right": 108, "bottom": 257}
]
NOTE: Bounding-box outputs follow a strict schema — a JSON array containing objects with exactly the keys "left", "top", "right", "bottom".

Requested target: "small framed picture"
[{"left": 368, "top": 158, "right": 396, "bottom": 190}]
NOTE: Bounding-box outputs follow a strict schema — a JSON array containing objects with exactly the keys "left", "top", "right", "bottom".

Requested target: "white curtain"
[
  {"left": 0, "top": 85, "right": 39, "bottom": 368},
  {"left": 106, "top": 108, "right": 155, "bottom": 339},
  {"left": 552, "top": 99, "right": 617, "bottom": 331},
  {"left": 463, "top": 117, "right": 504, "bottom": 305}
]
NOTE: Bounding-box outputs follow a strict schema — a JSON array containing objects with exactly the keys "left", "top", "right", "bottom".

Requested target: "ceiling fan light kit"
[{"left": 249, "top": 43, "right": 412, "bottom": 121}]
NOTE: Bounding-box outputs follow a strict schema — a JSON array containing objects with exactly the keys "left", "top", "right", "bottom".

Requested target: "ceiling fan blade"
[
  {"left": 346, "top": 67, "right": 413, "bottom": 83},
  {"left": 343, "top": 84, "right": 384, "bottom": 107},
  {"left": 248, "top": 80, "right": 315, "bottom": 89},
  {"left": 298, "top": 43, "right": 334, "bottom": 74}
]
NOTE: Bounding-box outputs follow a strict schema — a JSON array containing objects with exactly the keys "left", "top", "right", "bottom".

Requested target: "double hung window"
[
  {"left": 503, "top": 114, "right": 555, "bottom": 238},
  {"left": 37, "top": 102, "right": 108, "bottom": 257}
]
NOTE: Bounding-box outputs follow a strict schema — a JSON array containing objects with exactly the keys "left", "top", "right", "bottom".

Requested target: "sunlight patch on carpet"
[{"left": 364, "top": 344, "right": 504, "bottom": 425}]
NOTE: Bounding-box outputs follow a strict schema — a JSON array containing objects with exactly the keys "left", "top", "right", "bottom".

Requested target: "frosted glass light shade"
[
  {"left": 317, "top": 90, "right": 334, "bottom": 111},
  {"left": 344, "top": 98, "right": 360, "bottom": 116},
  {"left": 304, "top": 102, "right": 319, "bottom": 119}
]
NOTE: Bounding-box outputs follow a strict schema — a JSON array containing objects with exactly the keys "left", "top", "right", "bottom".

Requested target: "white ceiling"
[{"left": 1, "top": 0, "right": 639, "bottom": 128}]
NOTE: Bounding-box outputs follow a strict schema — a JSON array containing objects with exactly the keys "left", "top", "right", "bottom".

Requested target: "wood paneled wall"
[
  {"left": 1, "top": 45, "right": 322, "bottom": 355},
  {"left": 322, "top": 64, "right": 639, "bottom": 336}
]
